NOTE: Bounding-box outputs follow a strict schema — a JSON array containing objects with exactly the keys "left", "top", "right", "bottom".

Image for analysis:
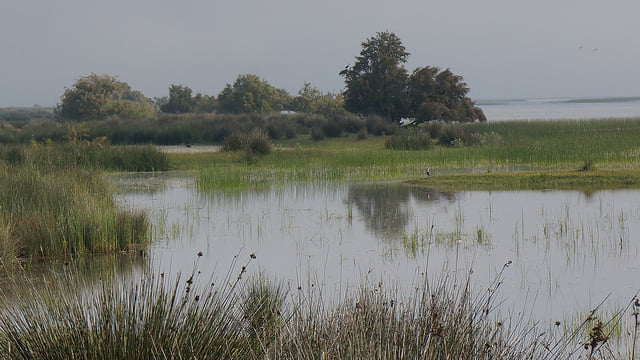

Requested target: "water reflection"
[
  {"left": 110, "top": 175, "right": 640, "bottom": 322},
  {"left": 0, "top": 252, "right": 148, "bottom": 300},
  {"left": 346, "top": 183, "right": 455, "bottom": 240}
]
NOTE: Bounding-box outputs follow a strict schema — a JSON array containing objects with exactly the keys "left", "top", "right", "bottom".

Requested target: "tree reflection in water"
[{"left": 345, "top": 182, "right": 455, "bottom": 241}]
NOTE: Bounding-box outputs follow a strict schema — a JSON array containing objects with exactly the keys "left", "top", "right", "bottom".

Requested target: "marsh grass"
[
  {"left": 0, "top": 164, "right": 150, "bottom": 261},
  {"left": 0, "top": 255, "right": 254, "bottom": 359},
  {"left": 26, "top": 141, "right": 168, "bottom": 172},
  {"left": 0, "top": 254, "right": 635, "bottom": 359},
  {"left": 183, "top": 118, "right": 640, "bottom": 191},
  {"left": 409, "top": 169, "right": 640, "bottom": 191},
  {"left": 0, "top": 142, "right": 154, "bottom": 264}
]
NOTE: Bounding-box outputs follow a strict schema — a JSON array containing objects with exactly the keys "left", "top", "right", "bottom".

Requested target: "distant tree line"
[{"left": 53, "top": 31, "right": 484, "bottom": 124}]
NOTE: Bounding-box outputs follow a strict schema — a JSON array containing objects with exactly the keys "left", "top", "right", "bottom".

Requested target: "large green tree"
[
  {"left": 340, "top": 31, "right": 410, "bottom": 122},
  {"left": 161, "top": 85, "right": 194, "bottom": 113},
  {"left": 341, "top": 32, "right": 485, "bottom": 123},
  {"left": 56, "top": 73, "right": 155, "bottom": 121},
  {"left": 217, "top": 74, "right": 291, "bottom": 114},
  {"left": 407, "top": 67, "right": 486, "bottom": 123}
]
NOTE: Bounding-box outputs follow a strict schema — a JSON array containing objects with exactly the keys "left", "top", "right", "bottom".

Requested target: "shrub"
[
  {"left": 222, "top": 132, "right": 247, "bottom": 152},
  {"left": 365, "top": 115, "right": 398, "bottom": 136},
  {"left": 246, "top": 130, "right": 272, "bottom": 155},
  {"left": 310, "top": 126, "right": 325, "bottom": 141},
  {"left": 222, "top": 130, "right": 272, "bottom": 155},
  {"left": 385, "top": 129, "right": 433, "bottom": 150}
]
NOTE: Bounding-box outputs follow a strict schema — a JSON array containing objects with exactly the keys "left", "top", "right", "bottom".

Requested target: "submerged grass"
[{"left": 1, "top": 255, "right": 633, "bottom": 359}]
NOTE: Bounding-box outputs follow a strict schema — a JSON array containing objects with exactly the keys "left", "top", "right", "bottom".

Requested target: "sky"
[{"left": 1, "top": 0, "right": 640, "bottom": 107}]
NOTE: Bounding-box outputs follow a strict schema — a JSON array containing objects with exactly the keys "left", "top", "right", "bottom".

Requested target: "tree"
[
  {"left": 217, "top": 74, "right": 291, "bottom": 114},
  {"left": 56, "top": 73, "right": 155, "bottom": 121},
  {"left": 160, "top": 85, "right": 217, "bottom": 114},
  {"left": 192, "top": 93, "right": 217, "bottom": 113},
  {"left": 408, "top": 67, "right": 486, "bottom": 123},
  {"left": 161, "top": 85, "right": 194, "bottom": 113},
  {"left": 340, "top": 31, "right": 410, "bottom": 122},
  {"left": 341, "top": 31, "right": 485, "bottom": 123},
  {"left": 292, "top": 83, "right": 348, "bottom": 117}
]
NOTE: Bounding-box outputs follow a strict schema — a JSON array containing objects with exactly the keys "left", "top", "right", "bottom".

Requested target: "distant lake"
[{"left": 478, "top": 97, "right": 640, "bottom": 121}]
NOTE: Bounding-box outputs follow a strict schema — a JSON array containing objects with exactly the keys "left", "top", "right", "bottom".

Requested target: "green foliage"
[
  {"left": 29, "top": 124, "right": 168, "bottom": 172},
  {"left": 0, "top": 145, "right": 26, "bottom": 164},
  {"left": 161, "top": 84, "right": 194, "bottom": 113},
  {"left": 0, "top": 258, "right": 604, "bottom": 359},
  {"left": 241, "top": 275, "right": 287, "bottom": 347},
  {"left": 342, "top": 31, "right": 484, "bottom": 123},
  {"left": 365, "top": 115, "right": 399, "bottom": 136},
  {"left": 341, "top": 31, "right": 409, "bottom": 121},
  {"left": 161, "top": 85, "right": 217, "bottom": 114},
  {"left": 218, "top": 74, "right": 292, "bottom": 114},
  {"left": 0, "top": 163, "right": 150, "bottom": 260},
  {"left": 0, "top": 256, "right": 252, "bottom": 359},
  {"left": 385, "top": 128, "right": 433, "bottom": 150},
  {"left": 408, "top": 67, "right": 485, "bottom": 123},
  {"left": 222, "top": 130, "right": 272, "bottom": 155},
  {"left": 0, "top": 106, "right": 54, "bottom": 124},
  {"left": 291, "top": 83, "right": 349, "bottom": 117},
  {"left": 56, "top": 73, "right": 156, "bottom": 121}
]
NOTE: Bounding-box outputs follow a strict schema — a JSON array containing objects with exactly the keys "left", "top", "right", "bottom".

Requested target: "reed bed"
[
  {"left": 0, "top": 256, "right": 633, "bottom": 359},
  {"left": 0, "top": 143, "right": 157, "bottom": 265}
]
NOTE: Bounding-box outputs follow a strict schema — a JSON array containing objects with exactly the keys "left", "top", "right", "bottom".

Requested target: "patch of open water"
[{"left": 114, "top": 173, "right": 640, "bottom": 323}]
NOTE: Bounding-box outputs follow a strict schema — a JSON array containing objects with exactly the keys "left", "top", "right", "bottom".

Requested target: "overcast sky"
[{"left": 1, "top": 0, "right": 639, "bottom": 107}]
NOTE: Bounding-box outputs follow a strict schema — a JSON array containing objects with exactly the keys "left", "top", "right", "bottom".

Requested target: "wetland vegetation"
[{"left": 2, "top": 112, "right": 640, "bottom": 358}]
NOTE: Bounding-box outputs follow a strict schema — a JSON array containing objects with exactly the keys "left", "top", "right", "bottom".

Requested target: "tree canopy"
[
  {"left": 161, "top": 85, "right": 216, "bottom": 114},
  {"left": 340, "top": 31, "right": 409, "bottom": 122},
  {"left": 217, "top": 74, "right": 291, "bottom": 114},
  {"left": 341, "top": 31, "right": 485, "bottom": 123},
  {"left": 291, "top": 83, "right": 348, "bottom": 117},
  {"left": 56, "top": 73, "right": 156, "bottom": 121}
]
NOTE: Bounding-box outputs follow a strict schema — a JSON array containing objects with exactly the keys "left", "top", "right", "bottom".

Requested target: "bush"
[
  {"left": 222, "top": 130, "right": 272, "bottom": 155},
  {"left": 365, "top": 115, "right": 398, "bottom": 136},
  {"left": 222, "top": 132, "right": 247, "bottom": 152},
  {"left": 385, "top": 129, "right": 432, "bottom": 150},
  {"left": 246, "top": 130, "right": 272, "bottom": 155}
]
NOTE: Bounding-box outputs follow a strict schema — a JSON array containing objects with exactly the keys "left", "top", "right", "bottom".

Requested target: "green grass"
[
  {"left": 407, "top": 168, "right": 640, "bottom": 191},
  {"left": 0, "top": 164, "right": 150, "bottom": 262},
  {"left": 0, "top": 143, "right": 156, "bottom": 265},
  {"left": 161, "top": 118, "right": 640, "bottom": 190},
  {"left": 0, "top": 257, "right": 626, "bottom": 359}
]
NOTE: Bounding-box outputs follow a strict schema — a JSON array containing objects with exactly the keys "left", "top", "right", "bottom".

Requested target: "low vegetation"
[
  {"left": 162, "top": 118, "right": 640, "bottom": 191},
  {"left": 0, "top": 137, "right": 165, "bottom": 265},
  {"left": 407, "top": 168, "right": 640, "bottom": 191},
  {"left": 0, "top": 256, "right": 630, "bottom": 359}
]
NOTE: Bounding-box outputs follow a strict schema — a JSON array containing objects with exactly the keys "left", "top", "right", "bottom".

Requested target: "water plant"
[{"left": 0, "top": 142, "right": 154, "bottom": 264}]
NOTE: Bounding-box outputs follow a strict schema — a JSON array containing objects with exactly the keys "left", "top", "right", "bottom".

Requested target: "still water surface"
[
  {"left": 115, "top": 173, "right": 640, "bottom": 322},
  {"left": 479, "top": 97, "right": 640, "bottom": 121}
]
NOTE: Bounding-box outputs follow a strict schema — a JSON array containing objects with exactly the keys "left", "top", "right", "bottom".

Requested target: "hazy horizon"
[{"left": 2, "top": 1, "right": 639, "bottom": 107}]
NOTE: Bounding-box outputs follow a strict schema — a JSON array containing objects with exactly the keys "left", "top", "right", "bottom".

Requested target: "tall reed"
[
  {"left": 0, "top": 257, "right": 632, "bottom": 359},
  {"left": 0, "top": 142, "right": 153, "bottom": 264}
]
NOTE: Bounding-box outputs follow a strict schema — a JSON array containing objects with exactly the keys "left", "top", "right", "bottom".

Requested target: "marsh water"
[
  {"left": 110, "top": 173, "right": 640, "bottom": 322},
  {"left": 480, "top": 97, "right": 640, "bottom": 121}
]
